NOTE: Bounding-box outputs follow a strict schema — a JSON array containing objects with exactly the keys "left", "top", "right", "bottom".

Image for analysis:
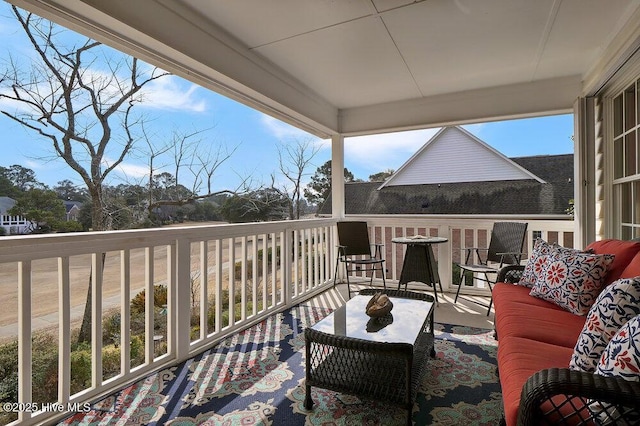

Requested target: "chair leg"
[
  {"left": 381, "top": 264, "right": 386, "bottom": 290},
  {"left": 485, "top": 272, "right": 494, "bottom": 316},
  {"left": 454, "top": 267, "right": 465, "bottom": 303},
  {"left": 332, "top": 256, "right": 340, "bottom": 288},
  {"left": 345, "top": 262, "right": 352, "bottom": 299}
]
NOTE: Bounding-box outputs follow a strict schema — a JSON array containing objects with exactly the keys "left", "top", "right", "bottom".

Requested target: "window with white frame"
[{"left": 612, "top": 78, "right": 640, "bottom": 239}]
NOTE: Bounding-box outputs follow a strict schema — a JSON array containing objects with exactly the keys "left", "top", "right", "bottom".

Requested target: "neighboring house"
[
  {"left": 0, "top": 196, "right": 35, "bottom": 235},
  {"left": 319, "top": 126, "right": 573, "bottom": 215},
  {"left": 63, "top": 200, "right": 83, "bottom": 221}
]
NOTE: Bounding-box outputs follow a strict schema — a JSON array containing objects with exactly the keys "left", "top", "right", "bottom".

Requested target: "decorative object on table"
[{"left": 365, "top": 292, "right": 393, "bottom": 317}]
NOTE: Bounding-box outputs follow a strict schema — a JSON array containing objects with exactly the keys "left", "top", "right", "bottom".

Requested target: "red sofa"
[{"left": 493, "top": 239, "right": 640, "bottom": 426}]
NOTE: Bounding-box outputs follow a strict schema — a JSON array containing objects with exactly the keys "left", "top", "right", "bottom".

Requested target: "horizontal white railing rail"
[{"left": 0, "top": 214, "right": 574, "bottom": 425}]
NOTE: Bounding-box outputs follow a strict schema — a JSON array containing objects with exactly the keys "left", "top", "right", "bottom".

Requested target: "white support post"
[
  {"left": 331, "top": 134, "right": 345, "bottom": 219},
  {"left": 331, "top": 133, "right": 345, "bottom": 282}
]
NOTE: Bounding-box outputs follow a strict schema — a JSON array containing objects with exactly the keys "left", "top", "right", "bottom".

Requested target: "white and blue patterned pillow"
[
  {"left": 529, "top": 251, "right": 614, "bottom": 315},
  {"left": 596, "top": 315, "right": 640, "bottom": 380},
  {"left": 589, "top": 315, "right": 640, "bottom": 423},
  {"left": 570, "top": 277, "right": 640, "bottom": 372}
]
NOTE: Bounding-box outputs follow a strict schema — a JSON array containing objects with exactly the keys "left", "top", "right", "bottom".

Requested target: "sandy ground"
[{"left": 0, "top": 222, "right": 242, "bottom": 337}]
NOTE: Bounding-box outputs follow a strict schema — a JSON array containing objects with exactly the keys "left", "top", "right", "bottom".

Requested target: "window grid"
[{"left": 612, "top": 79, "right": 640, "bottom": 239}]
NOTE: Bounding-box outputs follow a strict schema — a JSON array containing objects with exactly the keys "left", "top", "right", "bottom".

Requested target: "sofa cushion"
[
  {"left": 493, "top": 298, "right": 585, "bottom": 347},
  {"left": 586, "top": 239, "right": 640, "bottom": 285},
  {"left": 570, "top": 277, "right": 640, "bottom": 372},
  {"left": 529, "top": 250, "right": 614, "bottom": 315},
  {"left": 620, "top": 250, "right": 640, "bottom": 279},
  {"left": 493, "top": 282, "right": 566, "bottom": 311},
  {"left": 497, "top": 336, "right": 575, "bottom": 426}
]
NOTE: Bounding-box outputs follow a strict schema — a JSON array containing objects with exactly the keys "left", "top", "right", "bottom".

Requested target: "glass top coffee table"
[{"left": 304, "top": 289, "right": 435, "bottom": 426}]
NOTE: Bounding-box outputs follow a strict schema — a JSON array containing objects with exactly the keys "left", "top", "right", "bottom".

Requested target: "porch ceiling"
[{"left": 11, "top": 0, "right": 640, "bottom": 137}]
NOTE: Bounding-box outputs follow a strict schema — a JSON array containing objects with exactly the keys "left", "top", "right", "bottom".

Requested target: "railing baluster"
[
  {"left": 215, "top": 239, "right": 222, "bottom": 334},
  {"left": 228, "top": 237, "right": 235, "bottom": 327},
  {"left": 91, "top": 252, "right": 103, "bottom": 388},
  {"left": 200, "top": 241, "right": 208, "bottom": 339},
  {"left": 18, "top": 260, "right": 32, "bottom": 423},
  {"left": 240, "top": 236, "right": 247, "bottom": 322},
  {"left": 58, "top": 257, "right": 71, "bottom": 403},
  {"left": 144, "top": 247, "right": 154, "bottom": 364},
  {"left": 121, "top": 250, "right": 131, "bottom": 375},
  {"left": 251, "top": 235, "right": 258, "bottom": 316}
]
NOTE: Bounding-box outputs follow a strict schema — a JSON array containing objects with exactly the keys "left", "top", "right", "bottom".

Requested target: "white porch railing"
[{"left": 0, "top": 215, "right": 573, "bottom": 425}]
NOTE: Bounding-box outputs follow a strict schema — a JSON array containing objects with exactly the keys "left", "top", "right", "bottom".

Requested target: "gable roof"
[
  {"left": 319, "top": 154, "right": 573, "bottom": 216},
  {"left": 380, "top": 126, "right": 544, "bottom": 188}
]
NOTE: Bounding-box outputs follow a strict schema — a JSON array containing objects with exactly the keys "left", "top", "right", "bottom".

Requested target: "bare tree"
[
  {"left": 0, "top": 7, "right": 172, "bottom": 343},
  {"left": 0, "top": 7, "right": 170, "bottom": 232},
  {"left": 275, "top": 139, "right": 321, "bottom": 220},
  {"left": 139, "top": 127, "right": 242, "bottom": 216}
]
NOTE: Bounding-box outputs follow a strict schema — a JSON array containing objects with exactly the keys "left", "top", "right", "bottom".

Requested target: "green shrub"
[
  {"left": 130, "top": 285, "right": 168, "bottom": 315},
  {"left": 452, "top": 263, "right": 474, "bottom": 286}
]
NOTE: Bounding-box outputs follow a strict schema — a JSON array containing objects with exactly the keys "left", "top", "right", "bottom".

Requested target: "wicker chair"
[
  {"left": 454, "top": 221, "right": 527, "bottom": 315},
  {"left": 333, "top": 221, "right": 386, "bottom": 298}
]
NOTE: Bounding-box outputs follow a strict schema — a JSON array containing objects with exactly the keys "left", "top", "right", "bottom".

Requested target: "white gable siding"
[{"left": 386, "top": 127, "right": 540, "bottom": 186}]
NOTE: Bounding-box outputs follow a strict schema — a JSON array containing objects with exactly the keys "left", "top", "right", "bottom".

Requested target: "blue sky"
[{"left": 0, "top": 3, "right": 574, "bottom": 194}]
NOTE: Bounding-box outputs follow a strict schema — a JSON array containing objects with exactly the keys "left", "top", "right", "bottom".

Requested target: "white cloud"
[
  {"left": 344, "top": 128, "right": 440, "bottom": 174},
  {"left": 140, "top": 76, "right": 207, "bottom": 113}
]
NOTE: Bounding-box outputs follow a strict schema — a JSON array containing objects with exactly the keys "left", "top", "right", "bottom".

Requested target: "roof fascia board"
[
  {"left": 338, "top": 75, "right": 580, "bottom": 136},
  {"left": 10, "top": 0, "right": 339, "bottom": 138}
]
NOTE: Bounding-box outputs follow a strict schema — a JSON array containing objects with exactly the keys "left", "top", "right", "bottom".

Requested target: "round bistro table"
[{"left": 392, "top": 236, "right": 448, "bottom": 304}]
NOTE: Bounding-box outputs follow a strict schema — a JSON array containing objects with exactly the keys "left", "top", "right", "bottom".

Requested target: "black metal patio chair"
[
  {"left": 454, "top": 221, "right": 528, "bottom": 315},
  {"left": 333, "top": 221, "right": 386, "bottom": 298}
]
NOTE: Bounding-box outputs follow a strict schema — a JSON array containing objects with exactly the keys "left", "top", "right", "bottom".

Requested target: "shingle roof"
[{"left": 318, "top": 154, "right": 573, "bottom": 215}]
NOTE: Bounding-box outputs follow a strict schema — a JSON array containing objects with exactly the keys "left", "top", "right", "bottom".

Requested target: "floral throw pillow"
[
  {"left": 518, "top": 239, "right": 593, "bottom": 288},
  {"left": 595, "top": 315, "right": 640, "bottom": 380},
  {"left": 570, "top": 277, "right": 640, "bottom": 372},
  {"left": 518, "top": 238, "right": 553, "bottom": 287},
  {"left": 588, "top": 315, "right": 640, "bottom": 424},
  {"left": 529, "top": 251, "right": 615, "bottom": 315}
]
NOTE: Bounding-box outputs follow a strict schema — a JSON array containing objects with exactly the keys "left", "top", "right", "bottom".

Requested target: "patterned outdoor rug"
[{"left": 60, "top": 305, "right": 502, "bottom": 425}]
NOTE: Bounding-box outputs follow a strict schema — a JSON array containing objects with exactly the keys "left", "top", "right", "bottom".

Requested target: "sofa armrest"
[
  {"left": 517, "top": 367, "right": 640, "bottom": 426},
  {"left": 496, "top": 264, "right": 525, "bottom": 283}
]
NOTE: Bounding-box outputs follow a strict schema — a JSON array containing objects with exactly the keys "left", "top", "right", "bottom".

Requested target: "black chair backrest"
[
  {"left": 337, "top": 221, "right": 373, "bottom": 256},
  {"left": 487, "top": 222, "right": 528, "bottom": 264}
]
